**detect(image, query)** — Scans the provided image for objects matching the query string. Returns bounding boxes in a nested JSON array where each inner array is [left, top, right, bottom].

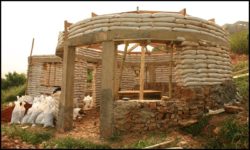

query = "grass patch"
[[232, 61, 248, 72], [129, 131, 167, 149], [44, 136, 111, 149], [1, 84, 26, 104], [132, 140, 151, 149], [233, 75, 249, 100], [204, 118, 249, 149], [2, 124, 53, 145], [181, 116, 210, 136]]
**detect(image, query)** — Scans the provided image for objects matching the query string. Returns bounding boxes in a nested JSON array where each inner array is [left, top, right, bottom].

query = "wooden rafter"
[[127, 43, 140, 53], [117, 42, 129, 92]]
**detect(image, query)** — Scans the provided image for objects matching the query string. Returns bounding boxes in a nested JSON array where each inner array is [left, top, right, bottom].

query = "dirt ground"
[[230, 53, 248, 64], [54, 108, 101, 143], [1, 103, 249, 149]]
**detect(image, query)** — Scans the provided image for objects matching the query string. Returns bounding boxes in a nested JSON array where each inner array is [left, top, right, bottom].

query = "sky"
[[1, 1, 249, 78]]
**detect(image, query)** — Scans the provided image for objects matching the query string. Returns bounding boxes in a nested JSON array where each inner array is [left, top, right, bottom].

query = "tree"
[[1, 72, 26, 90], [230, 30, 249, 54]]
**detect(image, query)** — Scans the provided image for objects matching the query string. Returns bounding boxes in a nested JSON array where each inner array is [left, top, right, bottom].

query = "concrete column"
[[57, 45, 75, 132], [100, 41, 116, 138]]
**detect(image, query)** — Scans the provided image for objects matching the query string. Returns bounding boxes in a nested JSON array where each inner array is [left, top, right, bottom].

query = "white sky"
[[1, 1, 249, 78]]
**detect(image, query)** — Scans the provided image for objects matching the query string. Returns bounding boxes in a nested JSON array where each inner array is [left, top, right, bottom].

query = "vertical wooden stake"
[[139, 45, 146, 100], [25, 38, 35, 95]]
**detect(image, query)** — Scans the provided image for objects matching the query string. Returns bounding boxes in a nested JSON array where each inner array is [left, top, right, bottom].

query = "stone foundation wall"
[[114, 100, 204, 133], [114, 80, 237, 133]]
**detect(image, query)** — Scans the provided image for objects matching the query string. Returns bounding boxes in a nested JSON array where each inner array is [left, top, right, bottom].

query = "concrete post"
[[100, 41, 116, 138], [57, 45, 75, 132]]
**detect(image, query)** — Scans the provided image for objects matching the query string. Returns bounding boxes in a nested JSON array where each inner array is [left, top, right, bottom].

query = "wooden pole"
[[116, 41, 129, 99], [25, 38, 35, 95], [139, 45, 146, 100], [169, 42, 174, 98]]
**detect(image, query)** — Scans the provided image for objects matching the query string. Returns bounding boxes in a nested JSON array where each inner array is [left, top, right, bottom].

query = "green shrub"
[[1, 72, 26, 90], [181, 116, 210, 136], [204, 118, 249, 149], [1, 84, 26, 103], [47, 137, 110, 149], [230, 30, 249, 54]]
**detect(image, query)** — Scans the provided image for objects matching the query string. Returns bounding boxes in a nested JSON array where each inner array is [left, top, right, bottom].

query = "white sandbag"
[[180, 50, 196, 55], [139, 13, 152, 18], [119, 22, 139, 27], [27, 106, 42, 124], [93, 23, 109, 28], [208, 73, 225, 78], [175, 19, 202, 26], [179, 54, 196, 59], [152, 22, 185, 28], [35, 112, 44, 125], [139, 26, 153, 30], [183, 77, 204, 83], [119, 13, 140, 18], [152, 27, 171, 31], [197, 50, 217, 56], [11, 101, 22, 124], [83, 95, 93, 110], [172, 27, 200, 33], [43, 111, 54, 128], [110, 17, 139, 22], [91, 14, 115, 20], [73, 108, 81, 120], [179, 69, 197, 75], [181, 41, 199, 46], [152, 13, 184, 19], [153, 17, 176, 22], [109, 26, 139, 30], [20, 101, 26, 121], [195, 59, 207, 63], [181, 59, 196, 64], [21, 107, 33, 124]]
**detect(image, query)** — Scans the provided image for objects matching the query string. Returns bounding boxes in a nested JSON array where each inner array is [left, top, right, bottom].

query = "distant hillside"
[[223, 21, 248, 34]]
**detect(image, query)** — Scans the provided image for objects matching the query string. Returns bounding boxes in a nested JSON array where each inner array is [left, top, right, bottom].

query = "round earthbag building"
[[55, 10, 238, 137]]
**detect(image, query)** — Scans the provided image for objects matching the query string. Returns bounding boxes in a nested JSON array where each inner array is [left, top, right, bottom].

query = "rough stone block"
[[149, 102, 157, 109]]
